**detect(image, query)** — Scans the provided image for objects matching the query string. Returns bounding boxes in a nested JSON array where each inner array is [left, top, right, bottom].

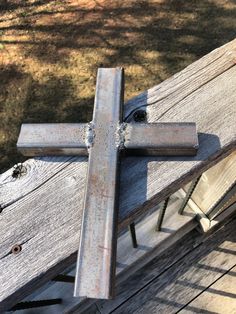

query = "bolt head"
[[133, 110, 147, 122]]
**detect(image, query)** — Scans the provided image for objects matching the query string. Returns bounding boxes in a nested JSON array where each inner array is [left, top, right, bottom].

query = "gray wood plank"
[[1, 39, 236, 225], [187, 151, 236, 216], [0, 161, 88, 311], [0, 167, 196, 312], [1, 39, 236, 310], [0, 156, 78, 209], [124, 38, 236, 119], [111, 217, 236, 314], [16, 196, 196, 314], [179, 266, 236, 314], [119, 54, 236, 227]]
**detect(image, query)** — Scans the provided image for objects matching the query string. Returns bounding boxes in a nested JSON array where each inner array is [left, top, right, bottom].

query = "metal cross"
[[17, 68, 198, 300]]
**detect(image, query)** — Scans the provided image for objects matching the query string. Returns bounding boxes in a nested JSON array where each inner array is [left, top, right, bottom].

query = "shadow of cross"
[[17, 68, 199, 300]]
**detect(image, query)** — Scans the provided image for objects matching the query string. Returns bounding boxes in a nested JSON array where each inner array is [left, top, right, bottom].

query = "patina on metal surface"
[[124, 123, 198, 155], [17, 123, 88, 156], [17, 67, 199, 300]]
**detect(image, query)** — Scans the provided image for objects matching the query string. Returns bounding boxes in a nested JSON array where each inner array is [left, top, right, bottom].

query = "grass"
[[0, 0, 235, 173]]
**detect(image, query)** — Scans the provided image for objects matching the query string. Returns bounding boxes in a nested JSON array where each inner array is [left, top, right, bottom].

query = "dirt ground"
[[0, 0, 235, 172]]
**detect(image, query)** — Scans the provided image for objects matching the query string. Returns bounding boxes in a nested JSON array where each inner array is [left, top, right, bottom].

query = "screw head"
[[133, 110, 147, 122], [12, 163, 27, 179], [11, 244, 22, 254]]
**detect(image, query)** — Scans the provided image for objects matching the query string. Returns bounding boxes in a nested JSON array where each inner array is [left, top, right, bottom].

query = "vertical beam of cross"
[[74, 68, 123, 299], [17, 67, 198, 300]]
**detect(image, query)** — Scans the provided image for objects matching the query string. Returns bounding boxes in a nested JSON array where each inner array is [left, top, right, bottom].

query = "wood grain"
[[1, 39, 236, 310], [119, 52, 236, 226], [0, 156, 79, 208], [111, 217, 236, 314], [180, 266, 236, 314], [15, 195, 196, 314], [189, 151, 236, 215], [124, 38, 236, 120], [2, 39, 236, 225]]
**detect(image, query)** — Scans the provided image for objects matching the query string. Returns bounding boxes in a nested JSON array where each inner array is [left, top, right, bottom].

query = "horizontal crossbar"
[[124, 123, 198, 155], [17, 122, 198, 156], [17, 123, 88, 156]]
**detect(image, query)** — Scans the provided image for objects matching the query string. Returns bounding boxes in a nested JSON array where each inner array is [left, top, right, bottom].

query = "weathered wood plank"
[[111, 217, 236, 314], [1, 39, 236, 310], [15, 196, 196, 314], [188, 151, 236, 215], [0, 167, 196, 311], [180, 266, 236, 314], [1, 39, 236, 226], [119, 53, 236, 226], [0, 161, 87, 311], [124, 38, 236, 119], [0, 156, 78, 209], [0, 160, 85, 259]]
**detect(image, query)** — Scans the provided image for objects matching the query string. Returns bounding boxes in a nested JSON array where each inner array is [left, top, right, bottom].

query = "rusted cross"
[[17, 68, 198, 300]]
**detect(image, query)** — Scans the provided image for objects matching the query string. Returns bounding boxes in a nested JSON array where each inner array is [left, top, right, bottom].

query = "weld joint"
[[86, 122, 95, 149], [116, 122, 127, 150]]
